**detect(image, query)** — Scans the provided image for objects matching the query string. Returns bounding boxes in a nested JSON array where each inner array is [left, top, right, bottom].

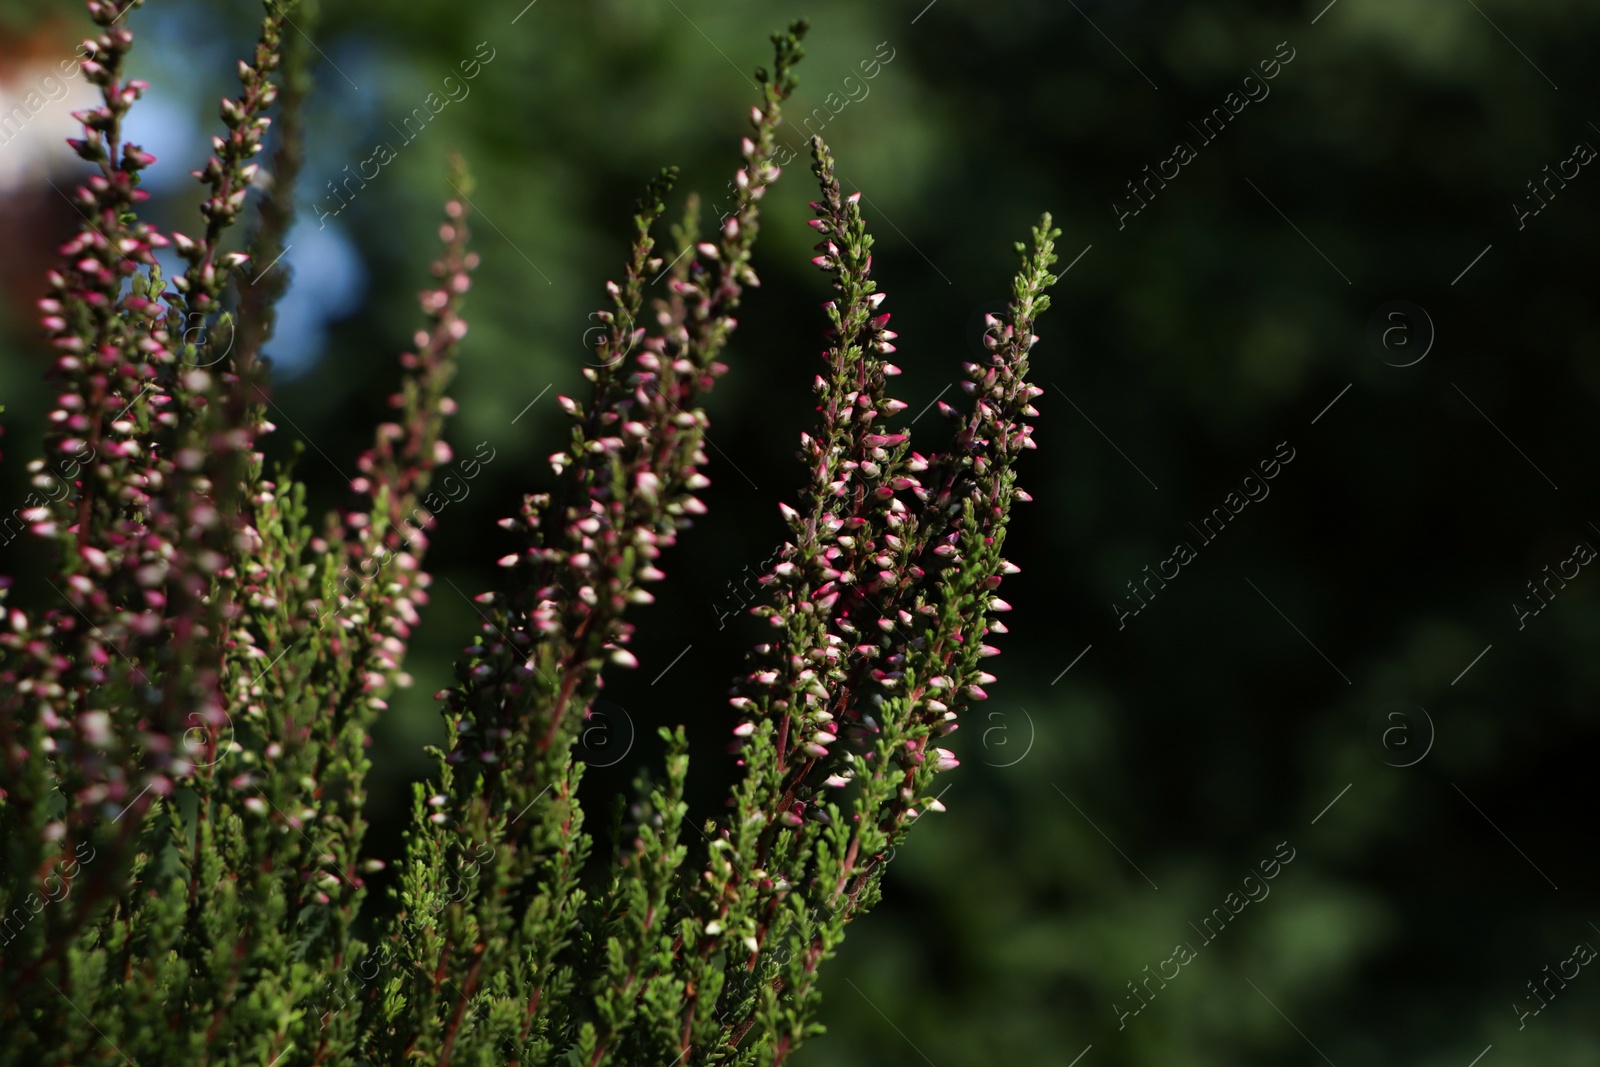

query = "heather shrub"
[[0, 2, 1059, 1063]]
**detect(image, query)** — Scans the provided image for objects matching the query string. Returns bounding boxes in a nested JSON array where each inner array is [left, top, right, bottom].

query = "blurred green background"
[[3, 0, 1599, 1063]]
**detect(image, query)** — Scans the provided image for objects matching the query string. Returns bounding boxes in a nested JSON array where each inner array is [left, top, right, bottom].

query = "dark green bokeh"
[[2, 0, 1597, 1063]]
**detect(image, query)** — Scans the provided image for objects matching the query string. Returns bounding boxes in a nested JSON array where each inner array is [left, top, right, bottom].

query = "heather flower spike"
[[0, 6, 1059, 1064], [677, 137, 1059, 1061], [372, 21, 810, 1064]]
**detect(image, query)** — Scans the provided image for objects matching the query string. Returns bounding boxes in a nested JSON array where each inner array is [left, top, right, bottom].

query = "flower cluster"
[[689, 140, 1058, 1062], [0, 4, 1059, 1065]]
